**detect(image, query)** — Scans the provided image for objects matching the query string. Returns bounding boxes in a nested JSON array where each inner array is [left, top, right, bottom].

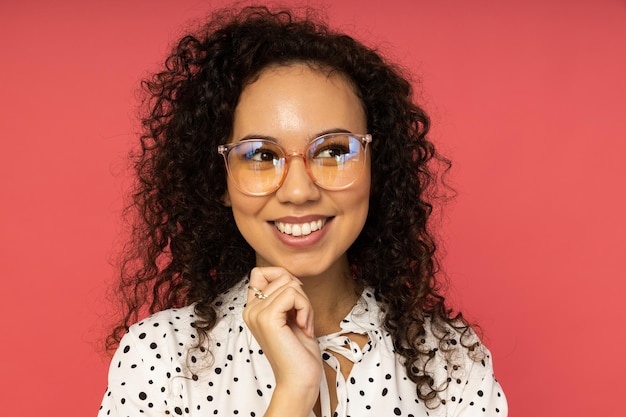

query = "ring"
[[248, 285, 268, 300]]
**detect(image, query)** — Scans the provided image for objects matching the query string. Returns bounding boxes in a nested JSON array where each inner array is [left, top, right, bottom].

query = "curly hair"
[[108, 5, 480, 407]]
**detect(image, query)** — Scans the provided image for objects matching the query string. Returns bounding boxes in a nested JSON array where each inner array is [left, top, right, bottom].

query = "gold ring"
[[248, 285, 268, 300]]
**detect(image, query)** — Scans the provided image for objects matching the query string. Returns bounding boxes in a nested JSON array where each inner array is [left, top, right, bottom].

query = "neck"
[[298, 259, 362, 336]]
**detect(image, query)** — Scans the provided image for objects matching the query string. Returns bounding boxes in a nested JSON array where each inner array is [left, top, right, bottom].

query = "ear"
[[222, 190, 232, 207]]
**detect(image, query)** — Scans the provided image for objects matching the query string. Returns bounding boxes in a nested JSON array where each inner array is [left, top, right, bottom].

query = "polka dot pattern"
[[98, 280, 507, 416]]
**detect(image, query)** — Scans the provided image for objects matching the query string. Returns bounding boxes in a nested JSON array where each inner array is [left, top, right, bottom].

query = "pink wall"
[[1, 0, 624, 415]]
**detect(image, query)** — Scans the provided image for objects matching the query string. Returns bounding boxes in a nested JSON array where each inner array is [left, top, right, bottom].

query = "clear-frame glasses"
[[217, 133, 372, 196]]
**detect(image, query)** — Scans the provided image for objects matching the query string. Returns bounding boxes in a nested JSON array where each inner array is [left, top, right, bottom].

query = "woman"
[[99, 6, 507, 417]]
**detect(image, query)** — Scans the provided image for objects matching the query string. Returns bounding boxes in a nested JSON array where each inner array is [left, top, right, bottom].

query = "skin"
[[223, 64, 371, 417]]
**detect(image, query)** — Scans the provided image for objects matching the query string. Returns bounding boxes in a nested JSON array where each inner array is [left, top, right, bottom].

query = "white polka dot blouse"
[[98, 280, 507, 416]]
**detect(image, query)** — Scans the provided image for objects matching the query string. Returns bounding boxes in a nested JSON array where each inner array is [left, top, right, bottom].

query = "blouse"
[[98, 279, 507, 417]]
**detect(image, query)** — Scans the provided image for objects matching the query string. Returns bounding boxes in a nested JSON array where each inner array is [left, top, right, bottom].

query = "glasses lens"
[[307, 134, 366, 189], [227, 140, 285, 194]]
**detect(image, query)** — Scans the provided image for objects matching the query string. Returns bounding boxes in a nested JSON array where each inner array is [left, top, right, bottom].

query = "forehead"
[[231, 64, 366, 145]]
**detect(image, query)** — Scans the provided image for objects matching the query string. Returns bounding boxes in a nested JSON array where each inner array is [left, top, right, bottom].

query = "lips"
[[274, 218, 327, 237]]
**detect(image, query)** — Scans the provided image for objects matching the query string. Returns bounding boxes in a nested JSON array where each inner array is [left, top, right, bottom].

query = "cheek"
[[357, 175, 372, 225], [356, 168, 372, 205], [344, 176, 371, 224], [227, 190, 269, 236], [230, 197, 263, 218], [226, 180, 262, 213]]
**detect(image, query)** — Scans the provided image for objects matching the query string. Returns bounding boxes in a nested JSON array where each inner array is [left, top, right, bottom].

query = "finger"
[[259, 285, 314, 338], [247, 267, 303, 303], [250, 266, 303, 288], [291, 288, 315, 338], [244, 278, 303, 318]]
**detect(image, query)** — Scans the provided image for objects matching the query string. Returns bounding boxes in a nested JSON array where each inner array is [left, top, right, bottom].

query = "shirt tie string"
[[314, 291, 382, 417], [317, 333, 365, 363]]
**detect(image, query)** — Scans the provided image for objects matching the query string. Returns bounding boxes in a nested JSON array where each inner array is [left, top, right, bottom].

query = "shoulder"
[[101, 305, 200, 415], [129, 304, 198, 338], [100, 281, 257, 416], [420, 317, 508, 416], [421, 316, 487, 382], [111, 305, 199, 382], [121, 280, 250, 356], [127, 304, 197, 346], [111, 280, 249, 374]]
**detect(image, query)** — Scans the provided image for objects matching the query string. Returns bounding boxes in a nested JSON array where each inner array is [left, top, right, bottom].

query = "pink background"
[[1, 0, 625, 415]]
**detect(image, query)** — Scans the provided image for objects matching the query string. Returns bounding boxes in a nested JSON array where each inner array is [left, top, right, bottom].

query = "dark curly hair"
[[108, 5, 481, 407]]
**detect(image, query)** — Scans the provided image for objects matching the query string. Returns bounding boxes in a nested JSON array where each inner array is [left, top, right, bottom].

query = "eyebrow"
[[236, 128, 353, 143]]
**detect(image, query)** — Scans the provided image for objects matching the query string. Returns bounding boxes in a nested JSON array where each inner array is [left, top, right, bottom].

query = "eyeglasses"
[[218, 133, 372, 196]]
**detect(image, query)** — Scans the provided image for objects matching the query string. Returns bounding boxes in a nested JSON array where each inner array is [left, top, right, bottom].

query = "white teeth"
[[274, 219, 326, 236]]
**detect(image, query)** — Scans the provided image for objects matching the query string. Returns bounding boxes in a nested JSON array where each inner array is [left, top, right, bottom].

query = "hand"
[[243, 267, 322, 415]]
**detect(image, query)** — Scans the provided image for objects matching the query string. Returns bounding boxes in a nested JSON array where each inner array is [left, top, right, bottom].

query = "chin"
[[254, 245, 351, 279], [274, 263, 328, 279], [280, 256, 348, 280]]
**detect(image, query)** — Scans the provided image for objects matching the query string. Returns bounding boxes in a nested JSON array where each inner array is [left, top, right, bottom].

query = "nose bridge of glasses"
[[285, 150, 307, 161], [278, 150, 326, 196], [283, 150, 312, 179]]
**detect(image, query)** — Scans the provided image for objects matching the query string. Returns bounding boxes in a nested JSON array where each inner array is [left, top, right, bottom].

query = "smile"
[[274, 219, 327, 237]]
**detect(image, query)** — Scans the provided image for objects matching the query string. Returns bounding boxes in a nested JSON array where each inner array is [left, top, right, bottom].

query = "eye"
[[314, 143, 350, 159], [247, 148, 279, 162], [237, 141, 283, 164]]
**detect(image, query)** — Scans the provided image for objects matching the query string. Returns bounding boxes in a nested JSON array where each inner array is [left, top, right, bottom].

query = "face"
[[223, 64, 370, 280]]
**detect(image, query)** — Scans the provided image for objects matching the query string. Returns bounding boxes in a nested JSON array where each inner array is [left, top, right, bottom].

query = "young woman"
[[99, 6, 507, 417]]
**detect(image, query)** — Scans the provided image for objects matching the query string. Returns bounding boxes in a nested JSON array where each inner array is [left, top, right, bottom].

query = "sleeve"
[[97, 328, 180, 417]]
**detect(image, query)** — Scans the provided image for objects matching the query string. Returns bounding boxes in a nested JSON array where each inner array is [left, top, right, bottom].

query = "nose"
[[275, 155, 321, 204]]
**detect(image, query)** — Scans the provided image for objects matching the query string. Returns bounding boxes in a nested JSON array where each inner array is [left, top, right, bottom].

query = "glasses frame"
[[218, 133, 372, 196]]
